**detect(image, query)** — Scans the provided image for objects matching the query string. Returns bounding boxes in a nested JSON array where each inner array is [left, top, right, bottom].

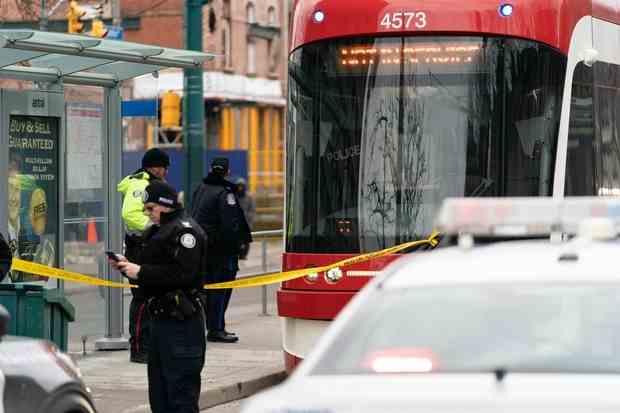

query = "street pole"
[[40, 0, 48, 31], [111, 0, 121, 27], [183, 0, 206, 206]]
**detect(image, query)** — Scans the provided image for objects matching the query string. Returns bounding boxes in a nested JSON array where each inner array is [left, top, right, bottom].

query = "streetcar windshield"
[[287, 36, 566, 253]]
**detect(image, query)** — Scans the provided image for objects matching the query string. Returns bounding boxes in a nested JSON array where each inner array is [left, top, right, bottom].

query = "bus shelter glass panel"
[[64, 86, 107, 352], [8, 115, 59, 282]]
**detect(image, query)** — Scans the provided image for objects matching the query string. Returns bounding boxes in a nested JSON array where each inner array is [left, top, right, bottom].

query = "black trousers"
[[148, 312, 206, 413], [126, 234, 150, 360], [205, 256, 238, 332], [129, 296, 150, 360]]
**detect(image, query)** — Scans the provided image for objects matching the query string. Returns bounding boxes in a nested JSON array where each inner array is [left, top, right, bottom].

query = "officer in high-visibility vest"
[[117, 148, 170, 363]]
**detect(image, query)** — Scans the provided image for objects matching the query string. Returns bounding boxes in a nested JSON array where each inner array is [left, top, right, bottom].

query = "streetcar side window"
[[593, 62, 620, 196], [565, 61, 620, 197], [565, 63, 595, 196]]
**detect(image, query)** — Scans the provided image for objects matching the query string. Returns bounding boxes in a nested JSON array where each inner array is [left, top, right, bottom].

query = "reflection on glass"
[[287, 36, 567, 253]]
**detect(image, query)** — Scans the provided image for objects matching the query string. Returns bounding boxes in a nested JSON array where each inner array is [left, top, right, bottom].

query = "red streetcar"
[[279, 0, 620, 371]]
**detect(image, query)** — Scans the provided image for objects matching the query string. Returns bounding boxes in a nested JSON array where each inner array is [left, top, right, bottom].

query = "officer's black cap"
[[211, 157, 229, 172], [143, 181, 179, 208], [142, 148, 170, 169]]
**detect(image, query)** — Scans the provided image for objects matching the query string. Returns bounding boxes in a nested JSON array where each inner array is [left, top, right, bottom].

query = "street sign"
[[106, 25, 123, 40]]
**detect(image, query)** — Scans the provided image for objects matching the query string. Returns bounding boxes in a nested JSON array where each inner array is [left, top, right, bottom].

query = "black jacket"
[[190, 174, 252, 258], [136, 209, 207, 298], [0, 233, 11, 282]]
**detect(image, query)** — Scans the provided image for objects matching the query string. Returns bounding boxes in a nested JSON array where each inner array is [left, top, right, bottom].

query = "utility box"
[[0, 284, 75, 351]]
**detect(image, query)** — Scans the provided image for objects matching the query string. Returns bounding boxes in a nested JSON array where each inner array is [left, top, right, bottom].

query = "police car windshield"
[[312, 284, 620, 375]]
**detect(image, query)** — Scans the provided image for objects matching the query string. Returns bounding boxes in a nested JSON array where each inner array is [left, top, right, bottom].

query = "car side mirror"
[[0, 305, 10, 340]]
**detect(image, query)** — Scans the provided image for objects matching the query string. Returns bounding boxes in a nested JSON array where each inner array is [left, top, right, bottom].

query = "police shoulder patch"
[[226, 193, 236, 206], [133, 190, 143, 199], [180, 233, 196, 249]]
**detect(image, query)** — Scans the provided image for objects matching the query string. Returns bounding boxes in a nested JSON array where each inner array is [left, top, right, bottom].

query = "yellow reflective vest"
[[117, 171, 152, 233]]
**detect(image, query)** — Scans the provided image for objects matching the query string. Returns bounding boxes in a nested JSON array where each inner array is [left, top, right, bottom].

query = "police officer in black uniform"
[[110, 181, 207, 413], [190, 157, 252, 343]]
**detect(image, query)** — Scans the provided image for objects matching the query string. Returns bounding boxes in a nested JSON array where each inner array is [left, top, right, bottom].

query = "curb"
[[115, 370, 287, 413], [199, 370, 287, 409]]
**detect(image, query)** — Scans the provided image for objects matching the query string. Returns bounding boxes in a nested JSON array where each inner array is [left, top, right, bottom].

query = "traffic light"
[[161, 91, 181, 129], [88, 3, 107, 37], [67, 0, 85, 34], [89, 19, 108, 38]]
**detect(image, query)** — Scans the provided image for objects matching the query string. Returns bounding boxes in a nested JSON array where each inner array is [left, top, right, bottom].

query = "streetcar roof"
[[291, 0, 619, 54], [381, 238, 620, 289]]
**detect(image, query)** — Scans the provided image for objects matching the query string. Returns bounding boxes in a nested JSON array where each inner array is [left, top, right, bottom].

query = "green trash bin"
[[0, 284, 21, 335], [44, 288, 75, 352], [0, 284, 75, 351]]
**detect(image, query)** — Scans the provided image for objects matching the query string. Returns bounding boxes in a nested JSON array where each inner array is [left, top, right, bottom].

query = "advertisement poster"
[[8, 115, 59, 283], [67, 103, 103, 193]]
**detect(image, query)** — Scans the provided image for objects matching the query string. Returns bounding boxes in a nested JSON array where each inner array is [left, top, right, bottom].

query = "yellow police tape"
[[11, 258, 131, 289], [9, 231, 441, 290]]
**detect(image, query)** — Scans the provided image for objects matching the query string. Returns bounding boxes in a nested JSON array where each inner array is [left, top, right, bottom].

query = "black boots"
[[207, 330, 239, 343]]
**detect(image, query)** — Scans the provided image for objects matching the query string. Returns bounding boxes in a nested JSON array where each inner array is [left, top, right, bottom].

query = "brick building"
[[131, 0, 288, 199], [1, 0, 290, 225]]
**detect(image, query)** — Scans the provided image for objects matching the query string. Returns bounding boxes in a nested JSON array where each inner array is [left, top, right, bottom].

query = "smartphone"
[[105, 251, 121, 262], [106, 251, 129, 278]]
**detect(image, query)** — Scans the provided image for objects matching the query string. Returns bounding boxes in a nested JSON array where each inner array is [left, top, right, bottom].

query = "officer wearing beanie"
[[110, 180, 207, 413], [117, 147, 170, 363], [190, 157, 251, 343]]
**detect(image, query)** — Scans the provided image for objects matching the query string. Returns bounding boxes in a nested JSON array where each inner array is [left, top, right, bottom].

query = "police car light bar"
[[435, 197, 620, 237]]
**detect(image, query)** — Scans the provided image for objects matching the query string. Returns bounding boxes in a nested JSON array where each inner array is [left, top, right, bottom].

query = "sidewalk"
[[73, 305, 285, 413], [63, 240, 286, 412]]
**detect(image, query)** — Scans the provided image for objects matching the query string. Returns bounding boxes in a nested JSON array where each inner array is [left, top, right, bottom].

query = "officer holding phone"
[[109, 181, 207, 413]]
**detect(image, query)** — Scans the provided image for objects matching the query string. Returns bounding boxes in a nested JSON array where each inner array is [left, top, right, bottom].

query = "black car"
[[0, 305, 96, 413]]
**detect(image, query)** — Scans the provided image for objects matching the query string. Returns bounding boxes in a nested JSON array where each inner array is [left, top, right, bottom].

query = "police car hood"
[[242, 374, 620, 412]]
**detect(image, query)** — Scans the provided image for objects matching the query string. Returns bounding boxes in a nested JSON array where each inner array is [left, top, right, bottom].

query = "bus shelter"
[[0, 30, 213, 349]]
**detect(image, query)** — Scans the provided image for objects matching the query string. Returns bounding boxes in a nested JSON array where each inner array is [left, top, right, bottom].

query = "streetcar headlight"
[[325, 267, 343, 283], [305, 272, 319, 283], [498, 4, 513, 17], [313, 10, 325, 23]]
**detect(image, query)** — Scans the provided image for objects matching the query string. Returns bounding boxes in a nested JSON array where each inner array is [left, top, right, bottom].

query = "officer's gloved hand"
[[239, 243, 249, 260]]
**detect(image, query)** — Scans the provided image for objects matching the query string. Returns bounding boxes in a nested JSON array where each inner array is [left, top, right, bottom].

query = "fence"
[[242, 229, 283, 315]]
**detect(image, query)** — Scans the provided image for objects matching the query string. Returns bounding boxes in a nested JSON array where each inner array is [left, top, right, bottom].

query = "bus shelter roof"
[[0, 29, 215, 87]]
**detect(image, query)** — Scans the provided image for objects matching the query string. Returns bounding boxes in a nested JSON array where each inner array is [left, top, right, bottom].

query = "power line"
[[129, 0, 172, 17]]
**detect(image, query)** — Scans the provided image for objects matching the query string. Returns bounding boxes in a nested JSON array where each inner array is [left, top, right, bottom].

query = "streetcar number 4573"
[[380, 12, 427, 29]]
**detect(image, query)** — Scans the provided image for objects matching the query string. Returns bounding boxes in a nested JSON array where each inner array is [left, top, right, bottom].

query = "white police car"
[[0, 305, 96, 413], [242, 197, 620, 413]]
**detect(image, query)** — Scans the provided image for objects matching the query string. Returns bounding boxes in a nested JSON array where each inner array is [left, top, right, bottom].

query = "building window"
[[268, 6, 278, 27], [222, 20, 232, 69], [247, 40, 256, 74], [223, 0, 231, 19], [247, 2, 256, 24], [268, 38, 279, 74]]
